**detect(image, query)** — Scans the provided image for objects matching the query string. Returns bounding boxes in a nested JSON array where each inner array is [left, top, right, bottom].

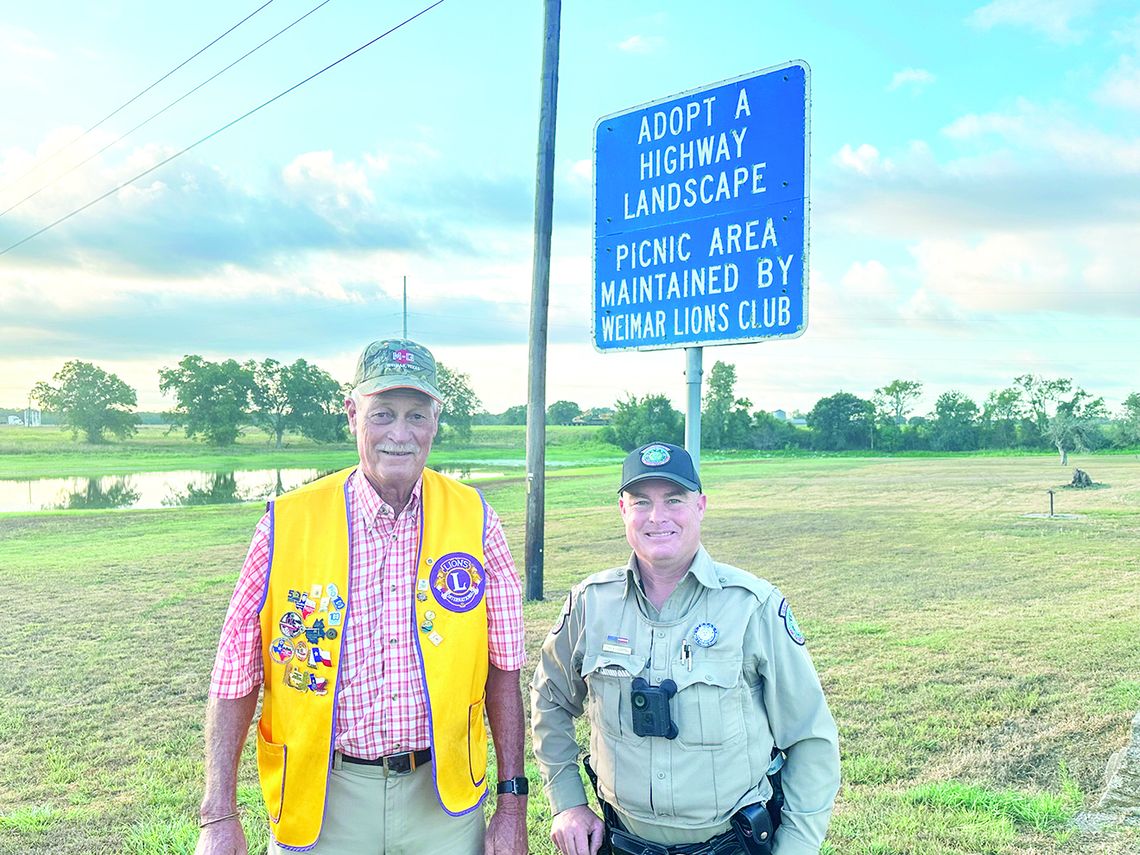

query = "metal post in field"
[[685, 347, 703, 475], [524, 0, 561, 601]]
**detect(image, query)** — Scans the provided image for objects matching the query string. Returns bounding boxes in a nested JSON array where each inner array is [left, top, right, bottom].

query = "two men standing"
[[195, 337, 838, 854]]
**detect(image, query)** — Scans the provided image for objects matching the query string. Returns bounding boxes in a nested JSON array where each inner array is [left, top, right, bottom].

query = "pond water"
[[0, 467, 515, 513]]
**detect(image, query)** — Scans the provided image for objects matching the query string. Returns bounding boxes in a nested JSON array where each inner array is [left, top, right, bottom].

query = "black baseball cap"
[[618, 441, 702, 495]]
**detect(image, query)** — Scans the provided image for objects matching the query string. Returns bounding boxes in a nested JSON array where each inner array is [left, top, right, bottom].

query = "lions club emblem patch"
[[430, 552, 486, 612], [641, 444, 671, 466]]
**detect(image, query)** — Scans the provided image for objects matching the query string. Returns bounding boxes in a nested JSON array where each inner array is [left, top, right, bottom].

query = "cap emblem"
[[394, 349, 413, 366], [641, 444, 671, 467]]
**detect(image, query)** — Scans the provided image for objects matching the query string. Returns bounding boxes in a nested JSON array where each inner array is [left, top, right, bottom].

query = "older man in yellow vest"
[[195, 339, 528, 855]]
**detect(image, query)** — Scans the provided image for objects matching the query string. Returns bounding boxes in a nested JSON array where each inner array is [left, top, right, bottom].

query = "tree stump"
[[1098, 710, 1140, 816], [1070, 468, 1093, 488]]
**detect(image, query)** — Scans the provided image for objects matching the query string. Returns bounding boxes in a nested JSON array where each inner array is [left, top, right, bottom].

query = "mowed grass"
[[1, 454, 1139, 853]]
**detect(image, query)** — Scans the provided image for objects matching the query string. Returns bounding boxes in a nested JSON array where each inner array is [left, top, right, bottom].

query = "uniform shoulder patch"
[[778, 597, 805, 645]]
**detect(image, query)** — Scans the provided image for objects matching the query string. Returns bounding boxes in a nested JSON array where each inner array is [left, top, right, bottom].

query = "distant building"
[[572, 408, 613, 426], [772, 409, 787, 421], [7, 415, 22, 426], [24, 408, 41, 427]]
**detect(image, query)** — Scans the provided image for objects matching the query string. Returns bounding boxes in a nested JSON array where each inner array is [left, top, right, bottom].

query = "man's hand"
[[550, 804, 605, 855], [193, 817, 248, 855], [486, 796, 528, 855]]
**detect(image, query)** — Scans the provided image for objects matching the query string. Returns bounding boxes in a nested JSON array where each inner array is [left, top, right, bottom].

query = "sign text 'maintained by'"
[[593, 62, 810, 352]]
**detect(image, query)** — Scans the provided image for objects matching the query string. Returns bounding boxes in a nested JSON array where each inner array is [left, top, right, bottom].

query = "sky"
[[1, 0, 1138, 419]]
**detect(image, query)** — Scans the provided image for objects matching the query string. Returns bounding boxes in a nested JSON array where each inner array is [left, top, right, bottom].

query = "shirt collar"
[[623, 544, 719, 597], [350, 468, 422, 529]]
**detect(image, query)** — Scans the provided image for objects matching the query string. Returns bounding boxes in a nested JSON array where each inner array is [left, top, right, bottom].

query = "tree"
[[500, 404, 527, 425], [1044, 388, 1107, 465], [31, 360, 140, 443], [1014, 374, 1072, 440], [981, 387, 1024, 449], [159, 355, 255, 446], [436, 363, 481, 442], [601, 393, 683, 450], [1117, 393, 1140, 447], [930, 390, 980, 451], [702, 361, 753, 449], [751, 410, 805, 450], [547, 400, 582, 426], [874, 380, 923, 425], [247, 358, 346, 447], [806, 392, 874, 450]]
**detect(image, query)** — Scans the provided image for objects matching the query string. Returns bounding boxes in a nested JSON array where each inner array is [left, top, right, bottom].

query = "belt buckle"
[[381, 751, 414, 776]]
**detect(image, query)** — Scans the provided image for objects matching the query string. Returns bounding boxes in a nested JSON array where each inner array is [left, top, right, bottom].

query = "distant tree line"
[[31, 356, 482, 447], [28, 357, 1140, 458], [596, 365, 1139, 464]]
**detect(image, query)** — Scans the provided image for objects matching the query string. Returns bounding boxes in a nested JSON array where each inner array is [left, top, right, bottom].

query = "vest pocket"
[[467, 693, 487, 787], [256, 726, 287, 823]]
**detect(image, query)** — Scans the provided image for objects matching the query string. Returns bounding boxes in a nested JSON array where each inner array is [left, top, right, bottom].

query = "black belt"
[[340, 748, 431, 774], [610, 827, 741, 855]]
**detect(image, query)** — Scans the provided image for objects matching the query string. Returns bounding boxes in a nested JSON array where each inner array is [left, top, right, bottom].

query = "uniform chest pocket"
[[672, 656, 746, 748], [582, 652, 647, 739]]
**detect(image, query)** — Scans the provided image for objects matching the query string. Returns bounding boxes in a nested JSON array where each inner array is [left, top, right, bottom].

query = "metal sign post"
[[592, 61, 811, 471]]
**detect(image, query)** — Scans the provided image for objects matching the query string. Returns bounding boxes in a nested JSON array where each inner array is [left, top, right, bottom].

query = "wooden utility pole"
[[524, 0, 561, 601]]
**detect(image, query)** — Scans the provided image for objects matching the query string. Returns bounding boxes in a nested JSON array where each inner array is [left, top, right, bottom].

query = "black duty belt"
[[340, 748, 431, 774], [610, 827, 741, 855]]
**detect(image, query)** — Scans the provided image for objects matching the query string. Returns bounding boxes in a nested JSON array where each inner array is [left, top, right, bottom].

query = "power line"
[[0, 0, 280, 195], [1, 0, 335, 219], [0, 0, 446, 258]]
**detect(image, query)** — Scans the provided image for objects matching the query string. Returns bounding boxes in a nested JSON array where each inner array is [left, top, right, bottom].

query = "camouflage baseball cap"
[[351, 339, 442, 402]]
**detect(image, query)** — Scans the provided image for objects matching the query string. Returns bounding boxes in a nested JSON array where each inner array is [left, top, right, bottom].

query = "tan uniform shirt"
[[531, 546, 840, 855]]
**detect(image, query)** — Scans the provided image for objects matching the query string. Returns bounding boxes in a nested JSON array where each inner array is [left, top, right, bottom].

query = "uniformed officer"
[[530, 441, 840, 855]]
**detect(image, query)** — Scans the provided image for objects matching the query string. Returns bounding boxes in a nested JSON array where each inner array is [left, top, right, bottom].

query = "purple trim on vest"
[[317, 474, 355, 844], [413, 478, 487, 817], [255, 501, 276, 615], [477, 487, 488, 544]]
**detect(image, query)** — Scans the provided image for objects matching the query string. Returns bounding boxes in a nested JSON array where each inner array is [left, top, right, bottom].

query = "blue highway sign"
[[593, 61, 810, 351]]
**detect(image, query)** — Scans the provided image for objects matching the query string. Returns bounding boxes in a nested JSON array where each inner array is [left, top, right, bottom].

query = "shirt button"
[[389, 638, 397, 645], [656, 772, 665, 779], [655, 630, 665, 638], [391, 693, 398, 700]]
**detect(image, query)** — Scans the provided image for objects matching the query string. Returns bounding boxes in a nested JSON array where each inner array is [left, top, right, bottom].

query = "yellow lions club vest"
[[256, 466, 490, 850]]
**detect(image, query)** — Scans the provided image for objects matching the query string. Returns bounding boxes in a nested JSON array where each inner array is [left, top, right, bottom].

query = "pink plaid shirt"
[[209, 469, 526, 758]]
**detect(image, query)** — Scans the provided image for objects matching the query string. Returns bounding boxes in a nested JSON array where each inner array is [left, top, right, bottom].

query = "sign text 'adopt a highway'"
[[593, 61, 811, 351]]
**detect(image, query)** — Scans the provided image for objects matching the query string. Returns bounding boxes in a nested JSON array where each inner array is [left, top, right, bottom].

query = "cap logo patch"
[[393, 349, 413, 366], [641, 445, 671, 467]]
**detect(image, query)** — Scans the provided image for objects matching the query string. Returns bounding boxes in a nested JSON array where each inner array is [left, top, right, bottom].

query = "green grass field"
[[1, 445, 1138, 853]]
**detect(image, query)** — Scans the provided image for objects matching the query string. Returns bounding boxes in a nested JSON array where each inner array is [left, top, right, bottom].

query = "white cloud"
[[617, 34, 665, 54], [1095, 56, 1140, 112], [841, 260, 896, 301], [283, 151, 374, 209], [833, 143, 886, 175], [967, 0, 1096, 43], [888, 68, 935, 92], [941, 101, 1140, 172], [0, 24, 55, 61]]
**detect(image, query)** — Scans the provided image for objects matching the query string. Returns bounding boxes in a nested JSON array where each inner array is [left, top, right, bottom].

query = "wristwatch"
[[496, 776, 529, 796]]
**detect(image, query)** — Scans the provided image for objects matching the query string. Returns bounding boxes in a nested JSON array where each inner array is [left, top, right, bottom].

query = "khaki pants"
[[270, 753, 485, 855]]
